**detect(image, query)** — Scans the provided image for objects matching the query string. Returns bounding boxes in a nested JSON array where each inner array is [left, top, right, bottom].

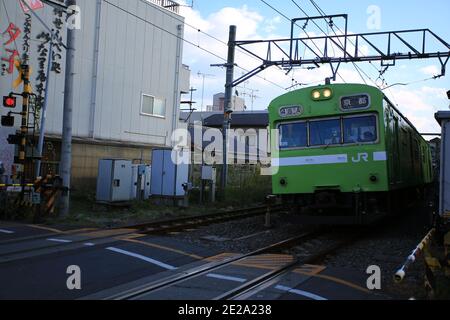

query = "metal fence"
[[148, 0, 180, 14]]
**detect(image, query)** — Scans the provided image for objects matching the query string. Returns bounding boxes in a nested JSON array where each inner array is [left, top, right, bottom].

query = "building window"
[[141, 94, 166, 118]]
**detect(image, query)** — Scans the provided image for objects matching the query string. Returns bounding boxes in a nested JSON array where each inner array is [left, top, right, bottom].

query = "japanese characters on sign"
[[50, 1, 66, 74], [2, 0, 68, 106], [341, 94, 371, 111], [22, 14, 32, 61], [35, 1, 65, 108], [36, 31, 51, 107], [279, 105, 304, 118], [1, 23, 21, 75]]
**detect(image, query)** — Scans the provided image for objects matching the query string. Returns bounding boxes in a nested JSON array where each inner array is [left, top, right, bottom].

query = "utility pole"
[[189, 87, 197, 110], [180, 87, 197, 123], [59, 0, 77, 217], [222, 25, 236, 191], [197, 72, 214, 111]]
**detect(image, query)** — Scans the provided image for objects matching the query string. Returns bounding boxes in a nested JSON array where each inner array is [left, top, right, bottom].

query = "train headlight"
[[312, 90, 321, 100], [323, 89, 333, 98], [312, 89, 333, 100]]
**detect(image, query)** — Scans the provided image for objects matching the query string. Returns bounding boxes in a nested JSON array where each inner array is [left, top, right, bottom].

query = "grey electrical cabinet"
[[151, 149, 190, 197], [131, 164, 152, 200], [96, 159, 133, 203], [130, 164, 139, 200], [143, 165, 152, 199]]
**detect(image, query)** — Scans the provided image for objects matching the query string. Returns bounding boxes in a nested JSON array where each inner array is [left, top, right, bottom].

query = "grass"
[[43, 188, 267, 229]]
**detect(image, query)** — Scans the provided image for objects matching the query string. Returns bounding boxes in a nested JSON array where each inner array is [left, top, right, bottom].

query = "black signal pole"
[[221, 25, 236, 191]]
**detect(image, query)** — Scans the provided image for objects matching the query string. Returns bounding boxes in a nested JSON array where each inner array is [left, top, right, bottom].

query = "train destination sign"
[[279, 105, 303, 118], [341, 94, 370, 110]]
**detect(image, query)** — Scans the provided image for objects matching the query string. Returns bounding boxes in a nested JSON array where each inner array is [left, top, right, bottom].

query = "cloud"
[[420, 65, 440, 76], [387, 86, 447, 133], [421, 86, 447, 97], [179, 5, 298, 108], [264, 16, 282, 34]]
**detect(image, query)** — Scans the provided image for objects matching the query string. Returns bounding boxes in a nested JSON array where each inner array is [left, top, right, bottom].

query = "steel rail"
[[121, 205, 286, 234], [106, 229, 327, 300], [0, 205, 285, 260], [214, 232, 362, 300]]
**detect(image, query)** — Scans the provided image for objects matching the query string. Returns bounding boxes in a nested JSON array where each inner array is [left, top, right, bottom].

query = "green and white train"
[[269, 83, 433, 224]]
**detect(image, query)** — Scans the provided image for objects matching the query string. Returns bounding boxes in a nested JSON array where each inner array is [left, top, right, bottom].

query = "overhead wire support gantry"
[[231, 16, 450, 87]]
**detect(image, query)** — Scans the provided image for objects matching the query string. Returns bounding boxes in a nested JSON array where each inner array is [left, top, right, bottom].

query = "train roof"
[[269, 83, 380, 104]]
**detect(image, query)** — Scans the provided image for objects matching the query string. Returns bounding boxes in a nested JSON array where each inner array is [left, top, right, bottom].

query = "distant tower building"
[[208, 93, 246, 112]]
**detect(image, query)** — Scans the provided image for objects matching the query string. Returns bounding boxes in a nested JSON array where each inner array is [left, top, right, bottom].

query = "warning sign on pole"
[[19, 0, 45, 13]]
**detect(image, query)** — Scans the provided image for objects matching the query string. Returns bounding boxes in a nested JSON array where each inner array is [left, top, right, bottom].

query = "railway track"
[[101, 227, 362, 300], [0, 205, 285, 260], [101, 230, 323, 300], [121, 204, 286, 234], [218, 231, 362, 300]]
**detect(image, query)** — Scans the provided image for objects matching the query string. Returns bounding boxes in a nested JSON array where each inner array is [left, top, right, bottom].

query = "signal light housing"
[[3, 95, 16, 108], [1, 116, 15, 127], [7, 134, 21, 145]]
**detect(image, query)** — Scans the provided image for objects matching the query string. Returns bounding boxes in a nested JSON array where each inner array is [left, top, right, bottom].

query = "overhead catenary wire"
[[307, 0, 433, 108], [291, 0, 376, 86], [307, 0, 392, 88], [102, 0, 288, 91], [309, 0, 443, 97], [382, 76, 437, 91], [259, 0, 346, 84]]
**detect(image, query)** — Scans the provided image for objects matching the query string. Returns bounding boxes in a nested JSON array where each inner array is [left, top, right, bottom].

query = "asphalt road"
[[0, 223, 219, 300]]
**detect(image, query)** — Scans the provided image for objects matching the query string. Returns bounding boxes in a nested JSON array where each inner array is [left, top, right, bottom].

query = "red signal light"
[[3, 96, 16, 108]]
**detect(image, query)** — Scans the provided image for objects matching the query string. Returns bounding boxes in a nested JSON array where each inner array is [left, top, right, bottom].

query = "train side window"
[[279, 122, 308, 149], [343, 115, 377, 144], [309, 119, 341, 146]]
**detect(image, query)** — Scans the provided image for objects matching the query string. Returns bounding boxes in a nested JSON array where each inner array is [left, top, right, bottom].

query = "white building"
[[0, 0, 189, 188]]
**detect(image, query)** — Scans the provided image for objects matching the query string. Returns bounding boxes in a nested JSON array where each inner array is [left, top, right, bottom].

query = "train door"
[[416, 139, 423, 184], [393, 117, 402, 184], [409, 134, 419, 184]]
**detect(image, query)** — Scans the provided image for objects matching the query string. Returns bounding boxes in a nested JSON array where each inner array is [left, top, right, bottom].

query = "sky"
[[177, 0, 450, 135]]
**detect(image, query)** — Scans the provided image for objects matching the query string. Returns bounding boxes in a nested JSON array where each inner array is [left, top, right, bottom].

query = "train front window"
[[279, 122, 307, 149], [309, 119, 341, 146], [343, 116, 377, 144]]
